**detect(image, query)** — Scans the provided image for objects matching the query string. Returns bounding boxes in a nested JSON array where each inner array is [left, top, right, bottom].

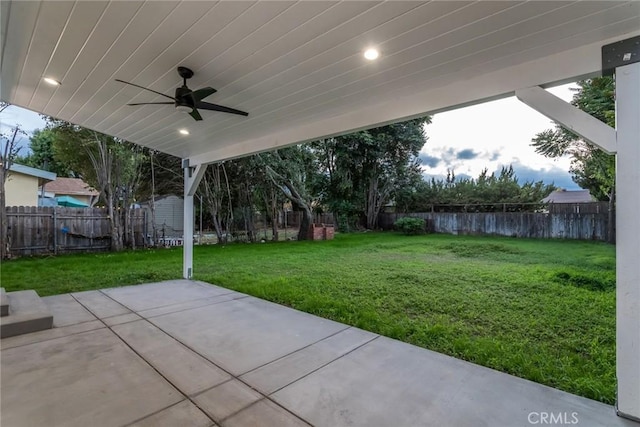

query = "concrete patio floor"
[[1, 280, 636, 427]]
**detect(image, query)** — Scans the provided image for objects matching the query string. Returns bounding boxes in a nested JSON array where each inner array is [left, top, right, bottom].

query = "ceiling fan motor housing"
[[175, 86, 195, 109]]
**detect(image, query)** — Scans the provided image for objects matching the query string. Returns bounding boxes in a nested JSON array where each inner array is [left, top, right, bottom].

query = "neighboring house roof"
[[542, 189, 595, 203], [43, 177, 99, 196], [7, 163, 56, 181]]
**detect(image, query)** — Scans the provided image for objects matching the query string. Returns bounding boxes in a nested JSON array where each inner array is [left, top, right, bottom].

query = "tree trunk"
[[366, 176, 379, 229], [1, 126, 21, 258], [128, 205, 136, 249], [298, 205, 313, 241], [264, 162, 313, 241], [106, 190, 123, 251], [243, 181, 256, 243], [0, 168, 8, 259], [269, 189, 279, 242], [202, 166, 232, 244]]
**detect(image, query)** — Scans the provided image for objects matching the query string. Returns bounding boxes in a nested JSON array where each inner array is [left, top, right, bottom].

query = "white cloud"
[[1, 105, 48, 152], [420, 84, 578, 189], [1, 105, 47, 134]]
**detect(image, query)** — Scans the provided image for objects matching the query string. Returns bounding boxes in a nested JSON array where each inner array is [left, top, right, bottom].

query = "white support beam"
[[182, 160, 207, 279], [185, 163, 206, 197], [515, 86, 617, 154], [615, 61, 640, 422]]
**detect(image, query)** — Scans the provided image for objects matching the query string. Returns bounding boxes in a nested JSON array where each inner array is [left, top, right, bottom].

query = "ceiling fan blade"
[[189, 108, 203, 121], [115, 79, 175, 101], [192, 87, 217, 102], [126, 102, 175, 106], [196, 101, 249, 116]]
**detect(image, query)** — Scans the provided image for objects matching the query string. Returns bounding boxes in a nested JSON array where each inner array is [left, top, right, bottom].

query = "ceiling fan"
[[115, 66, 248, 121]]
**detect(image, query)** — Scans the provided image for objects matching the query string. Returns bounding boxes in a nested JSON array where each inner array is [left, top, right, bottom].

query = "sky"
[[2, 84, 578, 189], [420, 83, 577, 189], [0, 104, 48, 153]]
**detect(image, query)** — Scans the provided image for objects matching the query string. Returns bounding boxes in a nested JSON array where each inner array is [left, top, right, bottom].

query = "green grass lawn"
[[0, 233, 616, 404]]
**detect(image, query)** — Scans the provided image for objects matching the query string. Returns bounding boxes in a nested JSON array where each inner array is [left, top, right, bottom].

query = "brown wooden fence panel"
[[283, 212, 334, 228], [380, 206, 613, 243], [547, 201, 610, 214], [5, 206, 146, 256]]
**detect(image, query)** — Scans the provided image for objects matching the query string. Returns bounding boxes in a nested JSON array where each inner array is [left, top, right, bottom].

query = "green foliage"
[[531, 78, 615, 201], [0, 233, 617, 404], [400, 166, 555, 212], [394, 217, 425, 235], [259, 146, 321, 240], [313, 118, 430, 228], [43, 118, 146, 197], [40, 118, 147, 250], [137, 151, 183, 199], [17, 128, 74, 176]]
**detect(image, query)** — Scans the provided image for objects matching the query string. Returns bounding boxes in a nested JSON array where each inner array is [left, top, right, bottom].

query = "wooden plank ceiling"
[[1, 1, 639, 164]]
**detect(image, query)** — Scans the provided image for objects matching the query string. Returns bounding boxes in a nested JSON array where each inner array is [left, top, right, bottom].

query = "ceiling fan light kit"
[[115, 66, 248, 121]]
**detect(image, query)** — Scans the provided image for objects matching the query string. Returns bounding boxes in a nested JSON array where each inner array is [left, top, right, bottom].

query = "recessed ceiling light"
[[364, 48, 380, 61], [179, 129, 189, 135], [43, 77, 61, 86]]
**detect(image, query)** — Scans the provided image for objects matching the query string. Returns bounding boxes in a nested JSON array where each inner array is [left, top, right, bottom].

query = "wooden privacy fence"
[[5, 206, 146, 256], [379, 205, 614, 243], [282, 212, 334, 228]]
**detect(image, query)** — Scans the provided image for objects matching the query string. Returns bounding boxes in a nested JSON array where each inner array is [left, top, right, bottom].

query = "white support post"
[[615, 61, 640, 421], [516, 75, 640, 420], [183, 161, 207, 280], [183, 165, 194, 279]]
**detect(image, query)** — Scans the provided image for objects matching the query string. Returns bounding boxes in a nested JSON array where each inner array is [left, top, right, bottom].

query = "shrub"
[[394, 217, 426, 235]]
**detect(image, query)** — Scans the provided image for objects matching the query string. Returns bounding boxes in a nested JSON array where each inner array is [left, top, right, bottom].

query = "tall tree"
[[18, 128, 74, 176], [46, 119, 146, 250], [531, 78, 615, 202], [201, 162, 234, 243], [314, 118, 430, 230], [401, 166, 555, 212], [0, 124, 25, 258], [260, 146, 320, 240], [137, 151, 183, 199]]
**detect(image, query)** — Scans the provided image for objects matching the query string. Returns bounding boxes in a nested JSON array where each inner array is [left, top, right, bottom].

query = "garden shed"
[[139, 195, 184, 240]]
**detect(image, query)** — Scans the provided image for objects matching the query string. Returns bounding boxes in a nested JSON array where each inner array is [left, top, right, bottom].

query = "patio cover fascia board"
[[187, 33, 636, 166]]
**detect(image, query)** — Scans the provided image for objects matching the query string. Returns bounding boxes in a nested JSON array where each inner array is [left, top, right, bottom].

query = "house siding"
[[5, 172, 39, 206]]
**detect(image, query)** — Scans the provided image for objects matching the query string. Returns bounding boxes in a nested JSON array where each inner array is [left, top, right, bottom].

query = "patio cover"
[[0, 1, 637, 163], [1, 1, 639, 421]]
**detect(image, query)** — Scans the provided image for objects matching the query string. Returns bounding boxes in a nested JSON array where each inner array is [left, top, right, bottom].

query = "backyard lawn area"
[[1, 233, 616, 404]]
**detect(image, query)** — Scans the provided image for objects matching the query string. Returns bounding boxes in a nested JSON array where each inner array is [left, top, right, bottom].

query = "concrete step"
[[0, 288, 8, 317], [1, 290, 53, 338]]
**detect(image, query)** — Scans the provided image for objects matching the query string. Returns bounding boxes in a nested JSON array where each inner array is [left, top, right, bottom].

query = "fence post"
[[52, 208, 58, 255]]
